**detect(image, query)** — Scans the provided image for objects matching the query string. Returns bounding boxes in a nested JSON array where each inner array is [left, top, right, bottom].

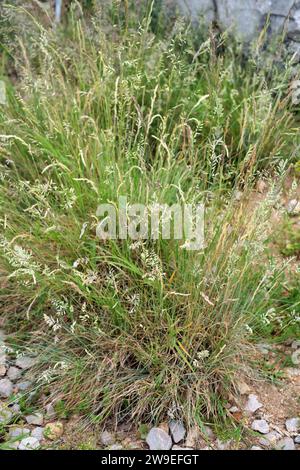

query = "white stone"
[[31, 427, 45, 440], [276, 437, 296, 450], [16, 380, 32, 391], [251, 419, 270, 434], [0, 378, 13, 398], [100, 431, 115, 447], [169, 420, 186, 443], [286, 199, 300, 215], [259, 430, 281, 446], [245, 394, 263, 413], [9, 427, 30, 439], [26, 413, 44, 426], [146, 427, 172, 450], [18, 436, 40, 450], [15, 356, 36, 370], [285, 417, 300, 434], [45, 403, 56, 419], [7, 366, 22, 381]]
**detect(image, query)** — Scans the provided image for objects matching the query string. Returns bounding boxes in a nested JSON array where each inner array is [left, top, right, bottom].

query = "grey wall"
[[175, 1, 300, 56]]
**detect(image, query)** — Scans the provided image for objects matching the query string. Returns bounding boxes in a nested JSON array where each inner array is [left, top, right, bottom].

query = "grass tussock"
[[0, 5, 299, 427]]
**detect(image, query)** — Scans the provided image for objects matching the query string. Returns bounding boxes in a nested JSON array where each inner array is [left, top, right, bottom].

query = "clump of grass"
[[0, 6, 299, 427]]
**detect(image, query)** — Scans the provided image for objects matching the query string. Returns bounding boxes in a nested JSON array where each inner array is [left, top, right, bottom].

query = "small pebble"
[[0, 378, 13, 398], [7, 366, 22, 381], [286, 199, 300, 215], [45, 403, 56, 419], [258, 430, 281, 447], [251, 419, 270, 434], [9, 427, 30, 439], [0, 364, 6, 377], [169, 420, 186, 443], [100, 430, 115, 447], [245, 394, 263, 413], [26, 413, 44, 426], [294, 435, 300, 444], [31, 427, 45, 440], [146, 427, 172, 450], [16, 381, 32, 391], [251, 445, 263, 450], [285, 417, 300, 434], [276, 437, 295, 450], [15, 356, 36, 370], [18, 436, 40, 450], [229, 406, 239, 413]]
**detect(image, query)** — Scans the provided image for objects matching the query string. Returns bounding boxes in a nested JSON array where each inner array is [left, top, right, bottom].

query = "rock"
[[7, 366, 22, 381], [259, 431, 281, 447], [0, 364, 6, 377], [15, 356, 36, 370], [294, 435, 300, 444], [100, 431, 115, 447], [9, 427, 30, 439], [228, 406, 240, 413], [31, 427, 45, 440], [286, 199, 300, 215], [169, 420, 186, 443], [18, 436, 40, 450], [0, 378, 13, 398], [16, 381, 32, 391], [251, 445, 263, 450], [44, 422, 64, 440], [236, 380, 250, 395], [45, 403, 56, 419], [177, 0, 215, 24], [291, 340, 300, 349], [146, 427, 172, 450], [276, 437, 296, 450], [245, 394, 263, 413], [25, 413, 44, 426], [285, 417, 300, 434], [251, 419, 270, 434]]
